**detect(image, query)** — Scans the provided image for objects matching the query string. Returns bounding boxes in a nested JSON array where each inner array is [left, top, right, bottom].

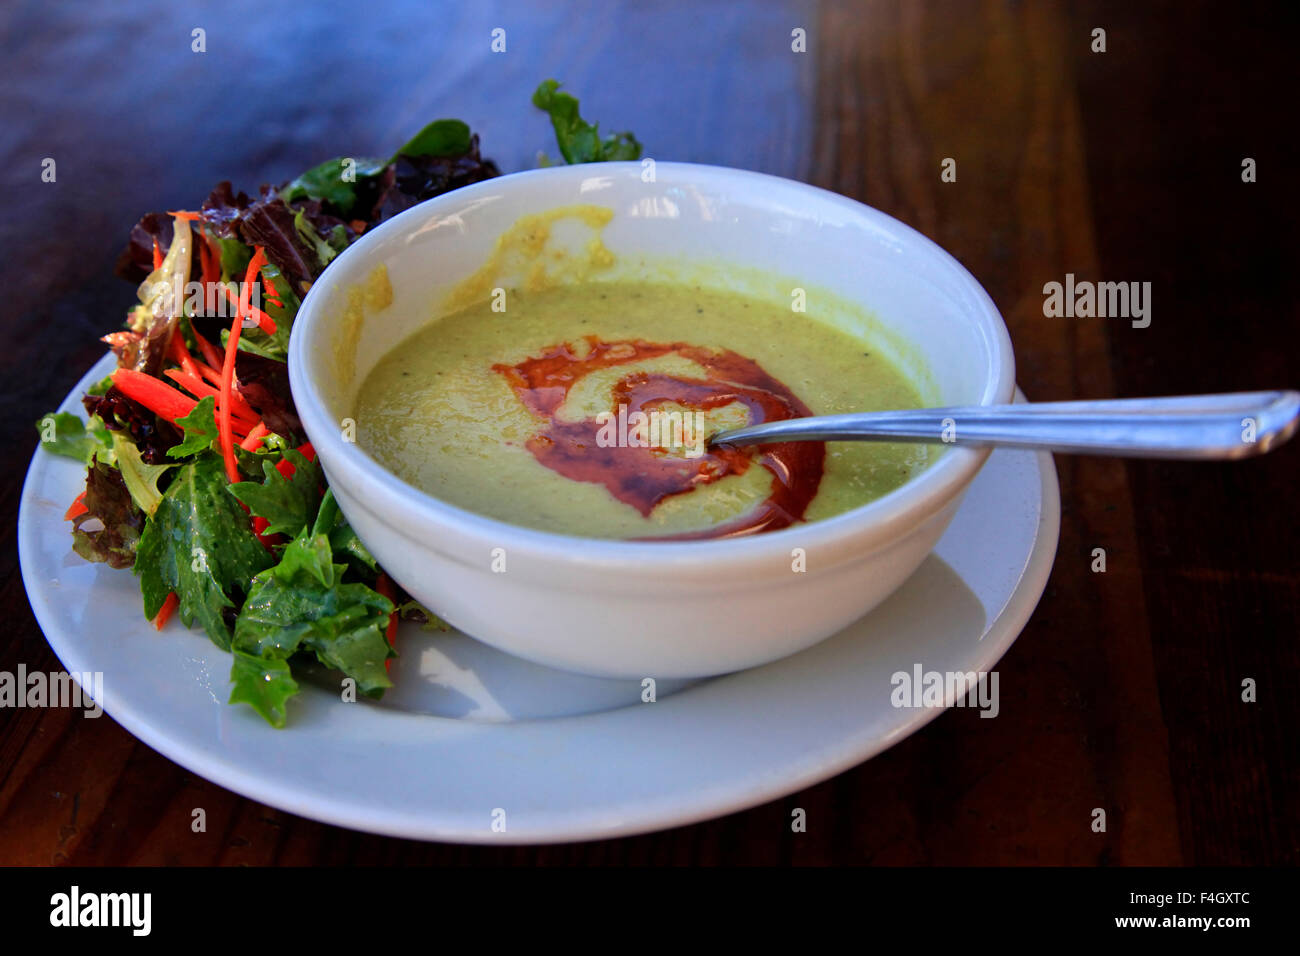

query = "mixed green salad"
[[36, 82, 641, 727]]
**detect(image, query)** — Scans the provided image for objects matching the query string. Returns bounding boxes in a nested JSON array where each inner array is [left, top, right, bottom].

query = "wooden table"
[[2, 0, 1295, 865]]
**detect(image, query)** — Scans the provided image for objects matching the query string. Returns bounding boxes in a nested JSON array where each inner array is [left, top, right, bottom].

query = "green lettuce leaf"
[[532, 80, 642, 164], [36, 411, 112, 465], [281, 156, 386, 216], [313, 487, 377, 578], [135, 455, 273, 649], [229, 651, 299, 728], [293, 209, 346, 267], [230, 527, 394, 724], [229, 447, 322, 538], [112, 433, 174, 516], [169, 395, 220, 459], [394, 119, 472, 160], [217, 237, 252, 282]]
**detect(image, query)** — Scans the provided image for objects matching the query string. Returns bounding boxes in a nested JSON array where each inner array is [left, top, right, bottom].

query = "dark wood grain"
[[0, 0, 1294, 865]]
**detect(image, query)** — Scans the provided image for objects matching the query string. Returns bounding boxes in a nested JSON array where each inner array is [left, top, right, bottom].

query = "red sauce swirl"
[[493, 337, 824, 539]]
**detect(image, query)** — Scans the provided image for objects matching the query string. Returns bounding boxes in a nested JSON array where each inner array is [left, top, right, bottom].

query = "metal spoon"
[[708, 391, 1300, 459]]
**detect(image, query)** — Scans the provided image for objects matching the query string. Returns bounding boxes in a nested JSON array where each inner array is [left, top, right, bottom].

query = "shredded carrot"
[[161, 369, 252, 437], [349, 220, 367, 234], [162, 369, 259, 429], [158, 377, 253, 438], [153, 591, 180, 630], [239, 422, 270, 451], [166, 345, 224, 390], [249, 305, 277, 335], [241, 250, 260, 309], [162, 365, 202, 394], [204, 233, 222, 258], [112, 368, 197, 422], [167, 332, 201, 378], [374, 573, 399, 668], [221, 281, 277, 336], [163, 343, 224, 390], [198, 238, 218, 287], [151, 238, 163, 272], [167, 210, 203, 221], [189, 322, 226, 371], [245, 247, 278, 334], [167, 332, 225, 391], [212, 248, 275, 485], [64, 492, 88, 521], [218, 302, 244, 483], [185, 359, 222, 388]]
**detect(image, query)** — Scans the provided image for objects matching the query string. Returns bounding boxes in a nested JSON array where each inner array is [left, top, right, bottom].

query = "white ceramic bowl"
[[288, 162, 1015, 678]]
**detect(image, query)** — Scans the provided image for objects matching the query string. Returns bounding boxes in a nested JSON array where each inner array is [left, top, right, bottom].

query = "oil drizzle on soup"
[[493, 336, 825, 539]]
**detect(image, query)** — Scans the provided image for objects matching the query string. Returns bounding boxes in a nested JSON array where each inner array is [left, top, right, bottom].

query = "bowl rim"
[[288, 161, 1016, 574]]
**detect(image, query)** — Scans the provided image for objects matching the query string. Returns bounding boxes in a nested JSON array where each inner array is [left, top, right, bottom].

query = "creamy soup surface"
[[353, 278, 933, 540]]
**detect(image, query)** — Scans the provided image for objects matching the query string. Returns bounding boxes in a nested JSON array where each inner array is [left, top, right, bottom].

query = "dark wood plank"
[[1068, 0, 1300, 865]]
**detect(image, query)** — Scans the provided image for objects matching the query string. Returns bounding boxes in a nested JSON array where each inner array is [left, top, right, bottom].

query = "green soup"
[[353, 279, 932, 539]]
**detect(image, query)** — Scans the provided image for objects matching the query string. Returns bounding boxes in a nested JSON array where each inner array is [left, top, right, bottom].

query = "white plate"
[[19, 353, 1059, 843]]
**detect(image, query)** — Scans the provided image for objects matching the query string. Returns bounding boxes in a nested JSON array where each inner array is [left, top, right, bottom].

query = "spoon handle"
[[709, 391, 1300, 459]]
